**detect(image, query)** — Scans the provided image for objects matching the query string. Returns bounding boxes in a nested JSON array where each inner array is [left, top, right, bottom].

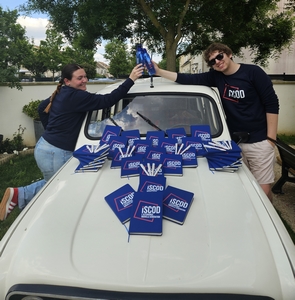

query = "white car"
[[1, 77, 295, 299]]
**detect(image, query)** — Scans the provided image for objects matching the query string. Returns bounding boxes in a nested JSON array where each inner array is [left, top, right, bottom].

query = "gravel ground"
[[272, 148, 295, 233], [0, 148, 294, 233]]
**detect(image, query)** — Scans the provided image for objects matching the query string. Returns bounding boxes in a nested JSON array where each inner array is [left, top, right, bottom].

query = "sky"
[[0, 0, 161, 64]]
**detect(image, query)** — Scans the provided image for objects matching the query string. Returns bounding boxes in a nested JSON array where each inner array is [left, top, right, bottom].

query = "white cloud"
[[94, 52, 106, 63], [95, 43, 108, 63], [17, 16, 49, 46]]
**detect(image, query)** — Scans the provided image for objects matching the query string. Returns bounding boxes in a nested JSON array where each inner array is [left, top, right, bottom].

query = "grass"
[[277, 211, 295, 243], [278, 134, 295, 145], [0, 153, 42, 240]]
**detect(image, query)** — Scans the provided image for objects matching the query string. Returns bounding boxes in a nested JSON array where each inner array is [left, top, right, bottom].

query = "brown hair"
[[203, 43, 233, 67], [44, 63, 83, 113]]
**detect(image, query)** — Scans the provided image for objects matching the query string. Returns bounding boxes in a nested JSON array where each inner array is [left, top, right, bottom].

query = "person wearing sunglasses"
[[153, 42, 279, 201]]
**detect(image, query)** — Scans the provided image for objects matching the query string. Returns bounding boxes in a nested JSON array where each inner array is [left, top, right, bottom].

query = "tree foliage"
[[0, 6, 97, 86], [23, 0, 295, 71], [23, 44, 48, 79], [38, 26, 65, 80], [62, 36, 97, 79], [0, 8, 31, 89], [23, 26, 97, 81], [104, 39, 133, 77]]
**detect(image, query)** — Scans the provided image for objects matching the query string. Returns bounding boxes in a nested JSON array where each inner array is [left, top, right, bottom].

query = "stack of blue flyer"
[[138, 174, 166, 193], [133, 139, 150, 157], [100, 125, 122, 145], [168, 137, 198, 167], [104, 184, 135, 224], [158, 137, 178, 154], [166, 127, 187, 141], [182, 137, 206, 157], [121, 129, 140, 146], [162, 154, 183, 176], [190, 124, 211, 142], [140, 158, 164, 177], [180, 146, 197, 167], [144, 146, 165, 162], [163, 185, 194, 225], [203, 140, 242, 172], [73, 143, 109, 172], [129, 192, 163, 236], [107, 136, 127, 160], [111, 142, 138, 170], [146, 130, 165, 147], [120, 155, 142, 177]]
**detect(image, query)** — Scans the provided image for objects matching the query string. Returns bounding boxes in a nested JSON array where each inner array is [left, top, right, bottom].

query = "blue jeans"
[[18, 137, 73, 210]]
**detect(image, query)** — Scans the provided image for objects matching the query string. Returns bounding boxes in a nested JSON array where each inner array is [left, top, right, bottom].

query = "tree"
[[0, 8, 32, 89], [39, 26, 65, 81], [62, 36, 97, 79], [23, 0, 295, 71], [157, 58, 180, 72], [23, 29, 97, 80], [23, 43, 48, 79], [104, 39, 132, 78], [63, 47, 97, 79]]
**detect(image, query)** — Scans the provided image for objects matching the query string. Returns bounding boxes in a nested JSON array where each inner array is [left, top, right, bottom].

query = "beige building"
[[179, 54, 209, 74], [96, 61, 112, 78]]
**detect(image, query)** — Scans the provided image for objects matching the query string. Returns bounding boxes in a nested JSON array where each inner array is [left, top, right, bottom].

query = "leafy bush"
[[0, 125, 27, 153], [22, 100, 42, 120]]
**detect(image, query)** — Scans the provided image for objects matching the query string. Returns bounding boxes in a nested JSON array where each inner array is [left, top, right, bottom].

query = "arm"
[[152, 60, 214, 86], [267, 113, 278, 145], [153, 61, 177, 81], [252, 66, 279, 144], [71, 64, 144, 112], [38, 98, 50, 129]]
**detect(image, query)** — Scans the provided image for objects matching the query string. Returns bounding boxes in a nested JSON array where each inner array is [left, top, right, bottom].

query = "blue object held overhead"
[[136, 44, 156, 76]]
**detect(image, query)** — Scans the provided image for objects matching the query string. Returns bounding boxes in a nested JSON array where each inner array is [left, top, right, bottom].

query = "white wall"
[[272, 81, 295, 135], [0, 81, 294, 147], [0, 82, 109, 147]]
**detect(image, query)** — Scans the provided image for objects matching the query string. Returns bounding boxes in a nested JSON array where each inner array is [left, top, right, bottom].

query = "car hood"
[[2, 156, 295, 298]]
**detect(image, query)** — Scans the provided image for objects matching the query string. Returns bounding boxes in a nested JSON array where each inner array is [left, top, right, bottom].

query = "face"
[[64, 68, 88, 91], [208, 51, 232, 73]]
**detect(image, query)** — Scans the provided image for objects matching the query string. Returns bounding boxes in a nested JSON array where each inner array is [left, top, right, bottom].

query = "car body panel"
[[0, 78, 295, 299]]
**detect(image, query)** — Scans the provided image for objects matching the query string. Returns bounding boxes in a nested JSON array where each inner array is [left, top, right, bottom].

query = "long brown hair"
[[44, 63, 83, 113]]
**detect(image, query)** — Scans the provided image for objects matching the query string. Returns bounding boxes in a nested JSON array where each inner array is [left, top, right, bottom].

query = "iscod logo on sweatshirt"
[[223, 84, 245, 103]]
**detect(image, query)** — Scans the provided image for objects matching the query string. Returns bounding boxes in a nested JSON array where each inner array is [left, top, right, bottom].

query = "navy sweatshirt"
[[38, 78, 134, 151], [176, 64, 279, 143]]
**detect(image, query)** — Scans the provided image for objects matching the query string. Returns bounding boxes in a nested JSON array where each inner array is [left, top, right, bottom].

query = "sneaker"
[[0, 188, 19, 221]]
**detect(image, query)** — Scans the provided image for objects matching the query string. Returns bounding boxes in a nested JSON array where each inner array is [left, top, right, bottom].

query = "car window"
[[86, 93, 222, 139]]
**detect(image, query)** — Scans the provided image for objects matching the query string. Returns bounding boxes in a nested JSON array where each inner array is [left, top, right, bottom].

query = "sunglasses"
[[208, 52, 224, 67]]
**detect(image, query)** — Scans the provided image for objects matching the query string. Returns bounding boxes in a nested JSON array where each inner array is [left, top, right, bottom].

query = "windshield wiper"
[[137, 112, 166, 134], [109, 117, 122, 129]]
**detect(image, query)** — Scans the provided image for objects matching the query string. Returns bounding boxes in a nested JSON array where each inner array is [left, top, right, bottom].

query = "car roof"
[[100, 76, 219, 97]]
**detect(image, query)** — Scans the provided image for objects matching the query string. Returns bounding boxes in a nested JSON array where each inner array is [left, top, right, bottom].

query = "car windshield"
[[86, 93, 222, 139]]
